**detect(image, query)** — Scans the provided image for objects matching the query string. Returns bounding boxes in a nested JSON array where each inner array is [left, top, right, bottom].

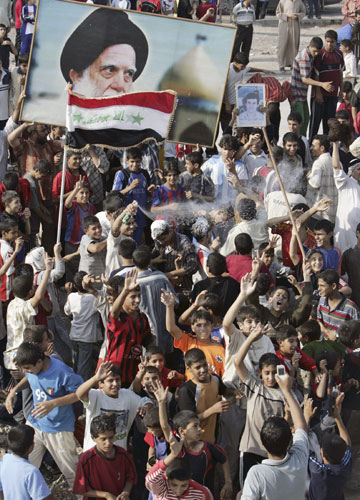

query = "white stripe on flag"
[[67, 103, 172, 136]]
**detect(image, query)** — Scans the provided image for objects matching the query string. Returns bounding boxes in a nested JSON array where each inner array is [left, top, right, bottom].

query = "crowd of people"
[[1, 1, 360, 500]]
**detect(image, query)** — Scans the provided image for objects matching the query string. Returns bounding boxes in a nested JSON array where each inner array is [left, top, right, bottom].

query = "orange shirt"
[[174, 332, 225, 380]]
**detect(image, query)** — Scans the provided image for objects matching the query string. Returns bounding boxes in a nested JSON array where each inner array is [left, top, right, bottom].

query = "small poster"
[[236, 83, 266, 128]]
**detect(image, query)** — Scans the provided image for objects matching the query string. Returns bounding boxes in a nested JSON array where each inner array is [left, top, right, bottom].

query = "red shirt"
[[73, 445, 137, 499], [276, 346, 316, 377], [272, 222, 315, 267], [104, 312, 153, 387], [314, 48, 344, 97], [161, 366, 182, 389], [52, 169, 91, 199], [196, 3, 217, 21], [226, 254, 274, 284]]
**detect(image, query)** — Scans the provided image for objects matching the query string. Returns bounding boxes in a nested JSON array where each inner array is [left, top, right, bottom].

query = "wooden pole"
[[56, 148, 67, 244], [262, 127, 306, 262]]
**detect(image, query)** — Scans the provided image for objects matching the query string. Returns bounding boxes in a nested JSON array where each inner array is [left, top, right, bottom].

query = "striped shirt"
[[291, 47, 314, 101], [233, 1, 255, 26], [248, 73, 294, 104], [317, 294, 360, 332], [145, 459, 213, 500]]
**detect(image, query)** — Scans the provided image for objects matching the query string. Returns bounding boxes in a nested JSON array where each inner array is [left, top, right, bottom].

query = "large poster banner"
[[21, 0, 235, 147]]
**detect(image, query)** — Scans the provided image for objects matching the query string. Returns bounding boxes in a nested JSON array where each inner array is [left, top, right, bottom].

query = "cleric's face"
[[70, 44, 137, 97]]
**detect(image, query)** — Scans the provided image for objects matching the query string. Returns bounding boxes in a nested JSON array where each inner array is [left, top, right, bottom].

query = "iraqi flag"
[[66, 88, 177, 150]]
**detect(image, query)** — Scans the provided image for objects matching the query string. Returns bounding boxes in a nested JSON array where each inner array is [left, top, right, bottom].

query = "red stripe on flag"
[[68, 91, 176, 114]]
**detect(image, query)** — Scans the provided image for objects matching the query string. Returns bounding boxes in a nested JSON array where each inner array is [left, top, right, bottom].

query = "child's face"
[[325, 37, 337, 52], [123, 289, 141, 313], [85, 223, 102, 240], [309, 252, 324, 274], [287, 120, 301, 135], [165, 170, 179, 188], [121, 217, 136, 237], [341, 90, 351, 101], [167, 478, 190, 497], [297, 331, 309, 345], [185, 160, 196, 174], [75, 187, 89, 204], [141, 373, 160, 393], [187, 359, 209, 382], [20, 360, 42, 375], [127, 157, 142, 172], [284, 140, 298, 158], [269, 289, 289, 313], [3, 227, 19, 242], [99, 374, 121, 397], [262, 251, 274, 268], [180, 418, 202, 442], [106, 285, 117, 306], [6, 197, 21, 215], [19, 62, 28, 75], [277, 336, 298, 356], [67, 154, 82, 172], [238, 316, 261, 337], [317, 278, 336, 298], [147, 426, 164, 439], [260, 364, 277, 387], [147, 353, 165, 373], [191, 319, 212, 342], [314, 229, 331, 248], [92, 430, 115, 455], [0, 27, 6, 40], [356, 13, 360, 22], [340, 44, 349, 54], [332, 359, 341, 377]]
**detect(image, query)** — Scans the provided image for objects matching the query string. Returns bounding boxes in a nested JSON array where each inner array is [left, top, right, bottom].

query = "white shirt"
[[82, 388, 151, 451], [333, 167, 360, 252], [0, 118, 17, 180], [96, 210, 111, 238], [220, 208, 268, 256], [307, 152, 338, 222], [242, 429, 309, 500], [265, 191, 307, 220], [201, 155, 248, 203], [64, 292, 103, 343], [343, 52, 357, 84], [226, 64, 250, 105], [5, 298, 37, 369]]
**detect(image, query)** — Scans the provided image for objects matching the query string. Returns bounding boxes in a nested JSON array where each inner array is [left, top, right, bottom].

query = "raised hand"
[[151, 378, 168, 404], [160, 289, 175, 307], [168, 433, 184, 457], [95, 361, 114, 382], [124, 269, 139, 292], [194, 290, 208, 307], [14, 237, 24, 254], [240, 272, 257, 297], [314, 198, 332, 213], [44, 253, 55, 271]]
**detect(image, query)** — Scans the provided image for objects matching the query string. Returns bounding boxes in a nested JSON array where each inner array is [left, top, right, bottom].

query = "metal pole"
[[56, 148, 67, 244], [262, 127, 306, 262]]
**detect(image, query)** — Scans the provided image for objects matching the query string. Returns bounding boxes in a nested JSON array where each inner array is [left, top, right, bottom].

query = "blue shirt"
[[316, 247, 341, 271], [0, 453, 51, 500], [26, 357, 83, 433], [112, 170, 148, 227]]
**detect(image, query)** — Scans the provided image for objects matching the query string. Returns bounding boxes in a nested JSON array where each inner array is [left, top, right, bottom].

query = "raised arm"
[[152, 380, 172, 442], [76, 362, 113, 403], [275, 373, 307, 431], [223, 273, 257, 337], [234, 324, 265, 382], [111, 270, 139, 319], [178, 290, 207, 326], [333, 393, 351, 446], [30, 255, 54, 308], [160, 289, 183, 340], [64, 177, 84, 209]]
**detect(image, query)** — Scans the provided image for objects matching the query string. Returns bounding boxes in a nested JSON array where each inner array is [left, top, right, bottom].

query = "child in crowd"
[[5, 342, 82, 487], [143, 406, 168, 470], [0, 219, 23, 303], [98, 270, 153, 387], [112, 147, 156, 244], [340, 39, 357, 84], [73, 413, 137, 499], [0, 424, 52, 499], [76, 361, 152, 452], [64, 178, 96, 278], [151, 160, 185, 219], [313, 219, 342, 272], [161, 289, 225, 379], [79, 215, 107, 278], [180, 151, 215, 203], [64, 271, 103, 381]]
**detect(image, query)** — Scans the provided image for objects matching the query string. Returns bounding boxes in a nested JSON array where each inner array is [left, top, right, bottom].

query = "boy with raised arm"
[[234, 322, 284, 484], [242, 373, 309, 500]]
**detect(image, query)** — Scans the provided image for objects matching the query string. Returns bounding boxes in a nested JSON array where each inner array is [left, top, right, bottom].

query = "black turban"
[[60, 8, 149, 83]]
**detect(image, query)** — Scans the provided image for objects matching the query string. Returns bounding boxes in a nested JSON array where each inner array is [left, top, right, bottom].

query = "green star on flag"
[[132, 113, 144, 125], [72, 113, 83, 123]]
